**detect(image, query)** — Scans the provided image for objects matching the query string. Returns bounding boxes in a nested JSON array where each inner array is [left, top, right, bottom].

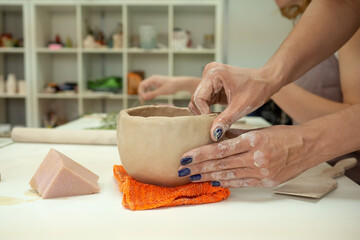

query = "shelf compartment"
[[83, 99, 123, 115], [0, 52, 25, 81], [0, 5, 24, 47], [174, 5, 215, 49], [128, 53, 168, 79], [127, 5, 168, 49], [38, 98, 79, 127], [82, 53, 123, 93], [173, 54, 213, 77], [81, 5, 123, 49], [0, 98, 26, 126], [36, 53, 78, 94], [34, 5, 77, 48], [0, 93, 26, 98]]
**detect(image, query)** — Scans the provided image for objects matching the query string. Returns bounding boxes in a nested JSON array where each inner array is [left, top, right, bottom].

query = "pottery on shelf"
[[117, 105, 216, 187], [6, 73, 17, 94]]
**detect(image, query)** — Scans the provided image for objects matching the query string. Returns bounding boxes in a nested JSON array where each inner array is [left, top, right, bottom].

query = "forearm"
[[173, 76, 201, 94], [272, 83, 350, 123], [265, 0, 360, 88], [300, 103, 360, 168]]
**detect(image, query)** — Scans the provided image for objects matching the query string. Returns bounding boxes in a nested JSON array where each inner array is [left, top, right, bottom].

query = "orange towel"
[[113, 165, 231, 211]]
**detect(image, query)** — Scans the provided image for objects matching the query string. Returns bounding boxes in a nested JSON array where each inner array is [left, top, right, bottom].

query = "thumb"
[[210, 106, 241, 142]]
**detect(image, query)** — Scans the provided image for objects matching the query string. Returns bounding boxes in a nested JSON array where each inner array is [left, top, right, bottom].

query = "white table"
[[1, 142, 360, 240]]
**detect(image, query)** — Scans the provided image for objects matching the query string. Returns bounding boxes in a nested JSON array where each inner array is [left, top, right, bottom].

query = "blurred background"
[[0, 0, 293, 134]]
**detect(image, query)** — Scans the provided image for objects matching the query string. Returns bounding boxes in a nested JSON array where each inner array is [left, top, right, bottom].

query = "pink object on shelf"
[[48, 43, 63, 50], [29, 148, 100, 199]]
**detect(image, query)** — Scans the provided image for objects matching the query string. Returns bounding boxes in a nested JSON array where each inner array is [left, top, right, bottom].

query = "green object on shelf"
[[87, 76, 122, 93]]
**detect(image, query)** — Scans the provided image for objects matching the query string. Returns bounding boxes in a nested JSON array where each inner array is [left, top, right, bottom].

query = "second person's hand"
[[138, 75, 177, 104]]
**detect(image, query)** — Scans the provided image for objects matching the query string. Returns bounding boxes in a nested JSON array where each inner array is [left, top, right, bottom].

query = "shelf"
[[2, 1, 222, 127], [82, 91, 124, 99], [37, 92, 79, 99], [81, 48, 123, 54], [0, 48, 24, 53], [35, 5, 78, 48], [36, 47, 78, 53], [127, 48, 169, 54], [0, 93, 26, 98], [173, 48, 215, 54]]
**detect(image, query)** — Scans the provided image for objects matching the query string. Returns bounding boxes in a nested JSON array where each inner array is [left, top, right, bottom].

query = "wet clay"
[[117, 105, 216, 187], [0, 196, 24, 206]]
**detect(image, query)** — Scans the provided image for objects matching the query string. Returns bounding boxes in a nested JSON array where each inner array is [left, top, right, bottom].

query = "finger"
[[210, 105, 245, 141], [142, 87, 166, 100], [191, 78, 215, 115], [181, 137, 252, 165], [213, 178, 262, 188], [179, 153, 256, 178], [190, 167, 263, 183], [225, 128, 252, 139], [188, 101, 201, 115]]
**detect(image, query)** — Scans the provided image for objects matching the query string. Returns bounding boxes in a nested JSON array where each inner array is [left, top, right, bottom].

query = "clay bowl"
[[117, 105, 216, 187]]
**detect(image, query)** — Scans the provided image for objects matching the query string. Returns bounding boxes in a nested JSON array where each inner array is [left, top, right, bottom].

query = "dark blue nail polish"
[[213, 128, 223, 141], [178, 168, 191, 177], [211, 181, 221, 187], [180, 156, 193, 165], [190, 174, 202, 181]]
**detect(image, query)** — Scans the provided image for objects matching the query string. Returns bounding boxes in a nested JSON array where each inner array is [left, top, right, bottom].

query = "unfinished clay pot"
[[117, 105, 216, 187]]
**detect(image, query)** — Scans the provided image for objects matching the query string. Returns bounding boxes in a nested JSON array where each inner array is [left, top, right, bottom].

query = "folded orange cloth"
[[113, 165, 231, 211]]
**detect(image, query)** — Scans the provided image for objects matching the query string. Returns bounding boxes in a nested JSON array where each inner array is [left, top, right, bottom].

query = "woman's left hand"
[[178, 125, 315, 188]]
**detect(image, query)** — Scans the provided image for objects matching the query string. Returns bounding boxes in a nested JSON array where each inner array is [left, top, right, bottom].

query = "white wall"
[[224, 0, 293, 68]]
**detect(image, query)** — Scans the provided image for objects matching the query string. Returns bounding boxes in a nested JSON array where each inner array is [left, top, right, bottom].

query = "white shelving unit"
[[1, 0, 223, 127], [0, 1, 31, 128]]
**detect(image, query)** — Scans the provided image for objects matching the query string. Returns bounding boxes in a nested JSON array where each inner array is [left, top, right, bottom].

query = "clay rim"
[[121, 105, 217, 119]]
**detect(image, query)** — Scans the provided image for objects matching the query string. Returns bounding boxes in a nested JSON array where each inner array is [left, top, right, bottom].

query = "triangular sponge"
[[29, 148, 100, 199]]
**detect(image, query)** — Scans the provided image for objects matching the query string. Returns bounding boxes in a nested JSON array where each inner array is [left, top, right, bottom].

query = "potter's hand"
[[189, 62, 281, 141], [178, 125, 312, 188], [138, 75, 176, 104]]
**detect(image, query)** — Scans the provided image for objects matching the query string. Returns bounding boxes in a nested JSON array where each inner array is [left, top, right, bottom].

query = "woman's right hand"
[[138, 75, 176, 103]]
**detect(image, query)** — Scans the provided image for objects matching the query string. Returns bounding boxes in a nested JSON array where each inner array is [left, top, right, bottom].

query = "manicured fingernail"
[[213, 128, 223, 141], [211, 181, 221, 187], [180, 156, 193, 165], [178, 168, 191, 177], [190, 174, 202, 181]]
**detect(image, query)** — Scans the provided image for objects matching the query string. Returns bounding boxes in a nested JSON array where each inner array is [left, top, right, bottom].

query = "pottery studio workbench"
[[1, 116, 360, 240]]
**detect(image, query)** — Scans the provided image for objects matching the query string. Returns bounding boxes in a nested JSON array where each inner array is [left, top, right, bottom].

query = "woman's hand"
[[178, 125, 316, 188], [138, 75, 176, 103], [189, 62, 282, 141]]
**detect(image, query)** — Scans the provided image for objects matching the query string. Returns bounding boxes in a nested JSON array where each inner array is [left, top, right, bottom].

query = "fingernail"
[[211, 181, 221, 187], [178, 168, 191, 177], [180, 156, 193, 165], [213, 128, 223, 141], [190, 174, 202, 181]]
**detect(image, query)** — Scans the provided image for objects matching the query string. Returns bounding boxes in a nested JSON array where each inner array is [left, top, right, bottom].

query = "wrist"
[[257, 64, 286, 96], [297, 122, 330, 169]]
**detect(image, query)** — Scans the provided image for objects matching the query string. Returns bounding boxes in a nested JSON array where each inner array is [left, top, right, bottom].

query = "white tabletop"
[[1, 142, 360, 240]]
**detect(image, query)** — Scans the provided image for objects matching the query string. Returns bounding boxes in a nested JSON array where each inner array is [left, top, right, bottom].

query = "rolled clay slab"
[[117, 105, 216, 187]]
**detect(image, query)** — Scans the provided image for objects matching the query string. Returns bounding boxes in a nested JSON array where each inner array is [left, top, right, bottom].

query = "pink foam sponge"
[[29, 148, 100, 199]]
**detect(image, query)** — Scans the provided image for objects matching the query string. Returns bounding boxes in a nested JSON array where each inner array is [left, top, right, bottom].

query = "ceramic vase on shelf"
[[6, 73, 17, 94], [0, 74, 5, 94], [139, 25, 156, 49], [18, 80, 26, 95]]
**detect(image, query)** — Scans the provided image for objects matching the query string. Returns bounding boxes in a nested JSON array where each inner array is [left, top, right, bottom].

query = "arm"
[[266, 0, 360, 87], [178, 103, 360, 188], [271, 28, 360, 124], [137, 75, 200, 102], [190, 0, 360, 140]]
